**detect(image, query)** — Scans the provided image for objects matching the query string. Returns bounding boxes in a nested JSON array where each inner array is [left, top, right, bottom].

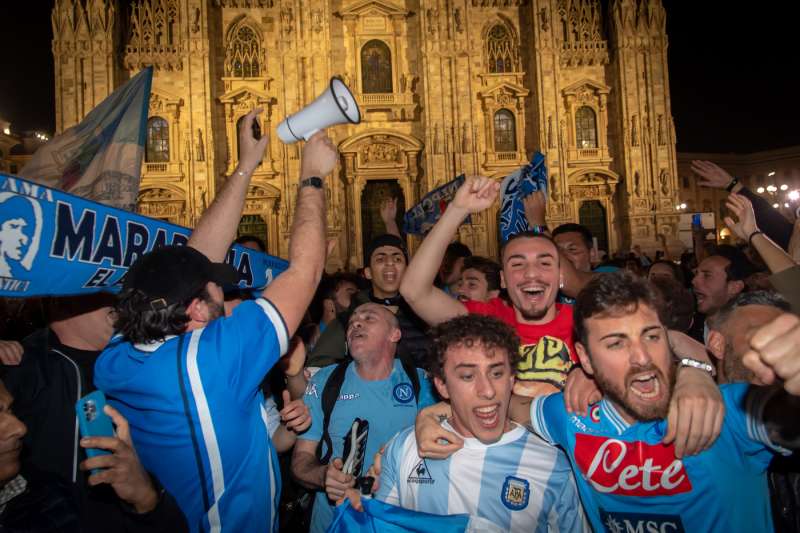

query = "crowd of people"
[[0, 110, 799, 532]]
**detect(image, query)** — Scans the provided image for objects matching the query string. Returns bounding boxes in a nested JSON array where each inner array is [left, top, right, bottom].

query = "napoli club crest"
[[501, 476, 530, 510], [392, 382, 414, 404]]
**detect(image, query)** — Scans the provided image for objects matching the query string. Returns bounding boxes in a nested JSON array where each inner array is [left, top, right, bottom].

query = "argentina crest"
[[501, 476, 530, 511]]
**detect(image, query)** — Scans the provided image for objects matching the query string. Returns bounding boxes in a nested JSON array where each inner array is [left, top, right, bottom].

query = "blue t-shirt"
[[95, 298, 289, 533], [529, 383, 788, 533], [376, 420, 589, 532], [300, 359, 436, 533]]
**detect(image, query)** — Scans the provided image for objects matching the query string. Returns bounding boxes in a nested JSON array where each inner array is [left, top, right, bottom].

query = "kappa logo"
[[501, 476, 530, 510], [599, 509, 686, 533], [407, 459, 434, 484], [393, 382, 414, 404], [305, 382, 318, 398]]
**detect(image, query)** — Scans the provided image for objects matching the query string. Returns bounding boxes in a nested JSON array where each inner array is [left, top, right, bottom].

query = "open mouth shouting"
[[473, 404, 501, 429], [627, 371, 663, 401]]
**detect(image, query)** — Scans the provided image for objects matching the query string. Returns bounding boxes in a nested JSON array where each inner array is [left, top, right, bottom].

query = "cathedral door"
[[578, 200, 608, 253], [360, 179, 406, 257]]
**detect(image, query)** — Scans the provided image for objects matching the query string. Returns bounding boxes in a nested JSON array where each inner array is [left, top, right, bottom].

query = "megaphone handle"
[[302, 128, 321, 141]]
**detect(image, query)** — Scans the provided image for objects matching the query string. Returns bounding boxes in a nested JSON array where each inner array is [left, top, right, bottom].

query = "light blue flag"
[[19, 67, 153, 211], [327, 498, 502, 533], [498, 152, 548, 242], [0, 173, 287, 298]]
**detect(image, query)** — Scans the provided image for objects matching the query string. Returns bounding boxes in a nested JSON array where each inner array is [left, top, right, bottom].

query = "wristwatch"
[[679, 357, 716, 378], [725, 176, 739, 192], [300, 176, 323, 189]]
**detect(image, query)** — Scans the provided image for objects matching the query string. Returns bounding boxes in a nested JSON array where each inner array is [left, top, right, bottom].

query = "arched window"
[[493, 109, 516, 152], [575, 106, 597, 149], [487, 24, 515, 73], [146, 117, 169, 162], [229, 25, 261, 78], [361, 40, 392, 94]]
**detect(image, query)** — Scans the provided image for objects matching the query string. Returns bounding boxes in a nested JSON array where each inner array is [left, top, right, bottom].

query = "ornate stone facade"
[[52, 0, 680, 267]]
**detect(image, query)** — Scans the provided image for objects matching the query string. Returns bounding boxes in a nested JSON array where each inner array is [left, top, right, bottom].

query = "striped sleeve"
[[374, 428, 412, 506], [529, 395, 556, 445], [744, 386, 792, 456]]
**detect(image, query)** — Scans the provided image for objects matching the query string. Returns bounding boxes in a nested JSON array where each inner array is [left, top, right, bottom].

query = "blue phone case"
[[75, 391, 115, 472], [692, 213, 702, 226]]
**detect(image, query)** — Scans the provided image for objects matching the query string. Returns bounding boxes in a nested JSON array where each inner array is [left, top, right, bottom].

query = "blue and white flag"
[[498, 152, 548, 242], [19, 67, 153, 211], [403, 175, 469, 235], [0, 173, 287, 298], [327, 498, 502, 533]]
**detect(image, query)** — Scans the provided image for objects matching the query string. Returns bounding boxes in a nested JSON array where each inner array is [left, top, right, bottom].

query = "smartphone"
[[251, 118, 262, 140], [76, 391, 115, 473], [691, 213, 702, 227]]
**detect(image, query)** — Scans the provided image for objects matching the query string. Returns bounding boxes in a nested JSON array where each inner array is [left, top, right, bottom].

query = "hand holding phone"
[[692, 213, 702, 227], [76, 391, 115, 473]]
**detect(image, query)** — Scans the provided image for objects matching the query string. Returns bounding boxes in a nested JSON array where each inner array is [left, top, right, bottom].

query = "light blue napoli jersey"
[[95, 298, 289, 533], [529, 383, 789, 533], [376, 420, 590, 532], [300, 359, 436, 533]]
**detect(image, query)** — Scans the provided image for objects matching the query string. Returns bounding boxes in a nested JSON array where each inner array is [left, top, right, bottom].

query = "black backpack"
[[315, 357, 421, 465]]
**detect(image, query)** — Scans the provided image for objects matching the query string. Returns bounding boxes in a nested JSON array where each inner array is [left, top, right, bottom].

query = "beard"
[[518, 305, 551, 321], [593, 360, 676, 422], [724, 339, 756, 383]]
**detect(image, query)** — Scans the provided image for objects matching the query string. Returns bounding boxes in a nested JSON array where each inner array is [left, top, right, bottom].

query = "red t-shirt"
[[464, 298, 576, 389]]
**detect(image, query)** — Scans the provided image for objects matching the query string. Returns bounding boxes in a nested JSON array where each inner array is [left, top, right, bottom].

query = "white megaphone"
[[277, 76, 361, 143]]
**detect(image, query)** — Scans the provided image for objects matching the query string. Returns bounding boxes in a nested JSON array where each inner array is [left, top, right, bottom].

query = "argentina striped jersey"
[[375, 420, 590, 532]]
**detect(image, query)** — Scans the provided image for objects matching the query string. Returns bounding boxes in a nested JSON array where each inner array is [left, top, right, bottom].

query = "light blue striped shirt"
[[376, 420, 590, 532]]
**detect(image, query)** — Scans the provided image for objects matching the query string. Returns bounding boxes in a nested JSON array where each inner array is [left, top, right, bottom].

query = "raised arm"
[[399, 176, 498, 326], [261, 132, 337, 336], [724, 193, 796, 274], [188, 109, 269, 262]]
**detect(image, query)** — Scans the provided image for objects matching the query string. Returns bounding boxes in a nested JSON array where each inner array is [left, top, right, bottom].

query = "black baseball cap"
[[123, 245, 240, 308], [364, 234, 408, 268]]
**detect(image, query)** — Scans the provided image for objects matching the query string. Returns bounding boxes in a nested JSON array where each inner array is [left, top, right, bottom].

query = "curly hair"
[[574, 271, 667, 347], [427, 314, 520, 382], [114, 285, 212, 345]]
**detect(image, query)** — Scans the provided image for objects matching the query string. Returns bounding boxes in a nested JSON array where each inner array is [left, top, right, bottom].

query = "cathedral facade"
[[51, 0, 680, 269]]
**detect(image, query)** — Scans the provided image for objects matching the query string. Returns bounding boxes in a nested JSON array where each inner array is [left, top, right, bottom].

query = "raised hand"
[[300, 131, 339, 180], [523, 190, 547, 227], [0, 340, 23, 366], [742, 313, 800, 395], [690, 160, 735, 190], [450, 175, 500, 215], [80, 405, 159, 513], [279, 390, 311, 433], [380, 197, 398, 225], [236, 108, 271, 175], [724, 193, 758, 241]]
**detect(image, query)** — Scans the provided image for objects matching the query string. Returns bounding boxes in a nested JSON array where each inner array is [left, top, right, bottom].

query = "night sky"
[[1, 1, 798, 153]]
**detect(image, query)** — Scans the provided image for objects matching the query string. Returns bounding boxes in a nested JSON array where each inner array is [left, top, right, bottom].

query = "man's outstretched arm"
[[261, 132, 337, 337], [188, 109, 269, 262], [400, 176, 498, 326]]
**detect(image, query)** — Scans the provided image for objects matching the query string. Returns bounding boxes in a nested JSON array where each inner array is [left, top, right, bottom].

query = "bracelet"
[[679, 357, 716, 378], [748, 230, 764, 246], [725, 177, 739, 192]]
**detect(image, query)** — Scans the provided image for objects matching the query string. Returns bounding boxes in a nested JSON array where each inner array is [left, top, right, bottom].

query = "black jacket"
[[1, 328, 187, 532], [307, 290, 432, 369]]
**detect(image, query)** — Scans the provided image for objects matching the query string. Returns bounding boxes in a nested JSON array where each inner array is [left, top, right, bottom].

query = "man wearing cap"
[[94, 110, 338, 533], [307, 234, 431, 369]]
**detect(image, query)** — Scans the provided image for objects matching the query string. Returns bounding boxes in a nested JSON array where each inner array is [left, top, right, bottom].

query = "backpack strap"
[[316, 361, 350, 465]]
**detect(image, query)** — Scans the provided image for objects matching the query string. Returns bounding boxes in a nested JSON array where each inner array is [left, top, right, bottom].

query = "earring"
[[559, 279, 564, 289]]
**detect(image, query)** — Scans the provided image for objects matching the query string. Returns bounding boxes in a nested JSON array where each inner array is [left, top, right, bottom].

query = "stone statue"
[[196, 129, 205, 161], [659, 169, 670, 196], [634, 171, 641, 197]]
